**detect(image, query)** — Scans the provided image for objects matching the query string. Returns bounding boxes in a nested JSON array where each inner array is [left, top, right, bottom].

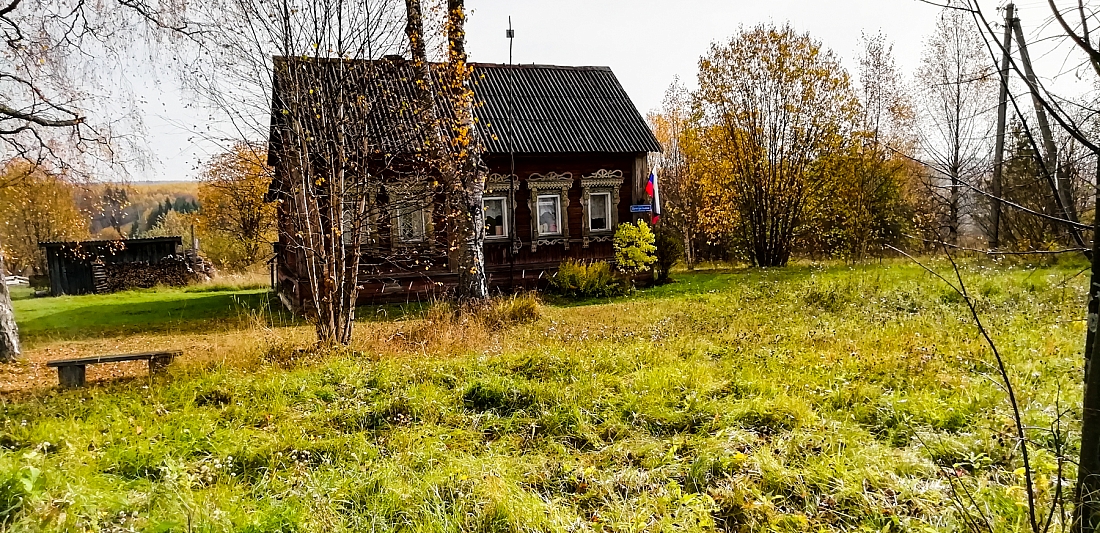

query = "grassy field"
[[0, 260, 1089, 532], [9, 285, 278, 346]]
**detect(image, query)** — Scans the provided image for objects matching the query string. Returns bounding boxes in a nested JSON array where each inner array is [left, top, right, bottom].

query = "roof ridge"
[[271, 56, 613, 72], [470, 63, 612, 72]]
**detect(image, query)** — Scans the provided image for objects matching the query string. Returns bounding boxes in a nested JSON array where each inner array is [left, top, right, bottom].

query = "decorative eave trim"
[[580, 169, 624, 189], [486, 173, 520, 193], [527, 171, 574, 191]]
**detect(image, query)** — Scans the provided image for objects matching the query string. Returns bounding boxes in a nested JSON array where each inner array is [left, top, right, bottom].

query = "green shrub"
[[548, 259, 629, 298], [653, 228, 684, 282], [613, 221, 657, 274]]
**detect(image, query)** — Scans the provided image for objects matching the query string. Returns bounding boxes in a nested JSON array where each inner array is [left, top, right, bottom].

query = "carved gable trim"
[[527, 172, 574, 191], [486, 173, 520, 194]]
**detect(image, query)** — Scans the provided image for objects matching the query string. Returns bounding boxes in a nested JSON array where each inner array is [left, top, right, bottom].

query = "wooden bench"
[[46, 350, 181, 388]]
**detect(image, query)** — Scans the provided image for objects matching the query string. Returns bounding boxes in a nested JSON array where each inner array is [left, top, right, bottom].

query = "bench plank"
[[48, 350, 181, 388], [47, 350, 182, 368]]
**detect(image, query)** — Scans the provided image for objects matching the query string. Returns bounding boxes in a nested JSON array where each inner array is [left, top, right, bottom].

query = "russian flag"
[[646, 170, 661, 224]]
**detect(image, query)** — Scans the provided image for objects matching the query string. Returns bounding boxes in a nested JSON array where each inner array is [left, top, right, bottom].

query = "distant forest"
[[80, 182, 200, 239]]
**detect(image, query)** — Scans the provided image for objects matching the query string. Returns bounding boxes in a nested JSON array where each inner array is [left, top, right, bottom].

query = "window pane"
[[590, 193, 609, 231], [484, 198, 506, 237], [537, 196, 560, 235], [398, 208, 425, 242]]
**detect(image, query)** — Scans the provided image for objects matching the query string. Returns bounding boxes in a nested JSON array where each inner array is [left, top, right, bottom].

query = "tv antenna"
[[506, 16, 519, 288], [506, 16, 515, 63]]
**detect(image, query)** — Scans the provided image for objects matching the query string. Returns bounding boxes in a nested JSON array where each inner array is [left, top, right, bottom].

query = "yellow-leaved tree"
[[805, 33, 915, 259], [0, 159, 89, 275], [693, 23, 859, 266], [648, 79, 707, 268], [196, 142, 276, 271]]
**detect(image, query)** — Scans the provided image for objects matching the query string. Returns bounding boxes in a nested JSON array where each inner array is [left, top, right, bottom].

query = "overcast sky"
[[131, 0, 1076, 182]]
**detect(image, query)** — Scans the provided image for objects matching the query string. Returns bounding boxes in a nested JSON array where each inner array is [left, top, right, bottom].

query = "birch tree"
[[837, 32, 914, 258], [0, 0, 192, 362], [404, 0, 488, 302], [648, 79, 705, 268], [914, 7, 996, 245], [192, 0, 490, 343]]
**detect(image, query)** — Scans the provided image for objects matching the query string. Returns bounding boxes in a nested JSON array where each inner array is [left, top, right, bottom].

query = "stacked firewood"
[[185, 249, 217, 279], [101, 254, 210, 292]]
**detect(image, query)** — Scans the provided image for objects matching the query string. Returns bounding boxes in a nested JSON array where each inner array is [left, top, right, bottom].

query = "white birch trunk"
[[0, 245, 21, 363]]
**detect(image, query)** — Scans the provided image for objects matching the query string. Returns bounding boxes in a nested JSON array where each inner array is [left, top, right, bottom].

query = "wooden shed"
[[266, 58, 662, 307], [39, 237, 183, 296]]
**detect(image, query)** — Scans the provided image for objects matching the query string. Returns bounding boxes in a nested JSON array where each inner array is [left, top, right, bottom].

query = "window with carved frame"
[[484, 174, 519, 241], [396, 205, 426, 243], [526, 172, 574, 251], [580, 169, 623, 247], [388, 184, 433, 247], [341, 184, 380, 247], [483, 197, 508, 238], [588, 192, 611, 231], [536, 195, 561, 235]]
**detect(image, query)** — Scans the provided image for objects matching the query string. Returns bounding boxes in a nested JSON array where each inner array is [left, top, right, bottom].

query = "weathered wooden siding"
[[274, 153, 652, 308]]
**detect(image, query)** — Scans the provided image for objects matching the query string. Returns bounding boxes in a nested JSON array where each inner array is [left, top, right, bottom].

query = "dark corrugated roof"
[[472, 64, 661, 154], [268, 58, 661, 158]]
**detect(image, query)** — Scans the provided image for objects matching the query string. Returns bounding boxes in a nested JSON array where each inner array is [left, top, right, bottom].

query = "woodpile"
[[101, 254, 213, 292]]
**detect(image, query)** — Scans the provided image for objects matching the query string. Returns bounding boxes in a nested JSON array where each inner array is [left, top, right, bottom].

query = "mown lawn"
[[0, 260, 1089, 532], [9, 284, 285, 347]]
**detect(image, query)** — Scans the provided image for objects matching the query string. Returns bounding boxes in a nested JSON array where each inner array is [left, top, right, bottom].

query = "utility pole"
[[1077, 153, 1100, 533], [990, 3, 1014, 250], [1013, 18, 1076, 226]]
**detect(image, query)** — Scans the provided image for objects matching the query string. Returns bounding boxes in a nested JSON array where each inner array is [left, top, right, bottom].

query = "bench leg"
[[58, 366, 85, 388], [148, 356, 173, 375]]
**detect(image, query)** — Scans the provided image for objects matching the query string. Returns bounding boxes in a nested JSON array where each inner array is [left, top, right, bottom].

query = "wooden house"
[[267, 58, 661, 307]]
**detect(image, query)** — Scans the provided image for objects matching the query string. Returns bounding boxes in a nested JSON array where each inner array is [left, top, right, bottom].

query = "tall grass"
[[0, 259, 1088, 532], [185, 270, 271, 293]]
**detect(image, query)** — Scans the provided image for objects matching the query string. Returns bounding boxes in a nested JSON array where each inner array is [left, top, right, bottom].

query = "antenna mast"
[[506, 17, 518, 290]]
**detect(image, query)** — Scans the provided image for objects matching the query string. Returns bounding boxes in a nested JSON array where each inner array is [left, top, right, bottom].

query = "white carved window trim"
[[388, 185, 434, 248], [580, 169, 624, 248], [588, 192, 612, 232], [485, 173, 519, 243], [342, 184, 380, 247], [483, 196, 509, 239], [536, 195, 562, 236], [396, 204, 427, 243], [527, 172, 574, 251]]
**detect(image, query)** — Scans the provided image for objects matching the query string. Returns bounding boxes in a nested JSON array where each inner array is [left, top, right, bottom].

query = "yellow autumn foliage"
[[196, 142, 277, 271], [0, 160, 89, 275]]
